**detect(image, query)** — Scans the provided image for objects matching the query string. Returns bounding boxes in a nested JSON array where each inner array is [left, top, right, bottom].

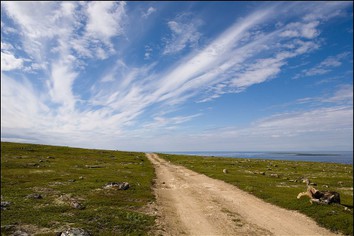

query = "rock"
[[58, 228, 91, 236], [27, 163, 39, 167], [1, 201, 11, 210], [260, 172, 265, 175], [344, 207, 352, 212], [79, 176, 84, 180], [26, 193, 43, 199], [104, 182, 130, 190], [85, 165, 103, 168], [223, 169, 228, 174], [47, 156, 55, 159], [70, 200, 85, 210], [270, 174, 279, 178], [57, 194, 85, 209], [1, 224, 15, 232], [12, 230, 29, 236]]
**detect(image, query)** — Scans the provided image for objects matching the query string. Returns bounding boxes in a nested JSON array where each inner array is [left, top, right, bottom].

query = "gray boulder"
[[58, 228, 91, 236], [70, 200, 85, 210], [26, 193, 43, 199], [1, 201, 11, 210], [12, 230, 29, 236], [104, 182, 130, 190]]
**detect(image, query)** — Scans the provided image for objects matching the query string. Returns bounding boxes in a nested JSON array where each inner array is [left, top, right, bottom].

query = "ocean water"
[[161, 151, 353, 164]]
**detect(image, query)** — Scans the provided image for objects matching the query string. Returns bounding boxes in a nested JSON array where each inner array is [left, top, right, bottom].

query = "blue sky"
[[1, 1, 353, 152]]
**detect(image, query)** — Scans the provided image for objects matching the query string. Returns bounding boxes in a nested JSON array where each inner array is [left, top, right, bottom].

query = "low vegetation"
[[2, 141, 352, 235], [1, 142, 156, 235], [158, 153, 353, 235]]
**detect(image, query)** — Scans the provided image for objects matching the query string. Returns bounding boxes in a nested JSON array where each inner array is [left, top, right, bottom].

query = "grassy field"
[[158, 153, 353, 235], [2, 141, 353, 235], [1, 142, 156, 235]]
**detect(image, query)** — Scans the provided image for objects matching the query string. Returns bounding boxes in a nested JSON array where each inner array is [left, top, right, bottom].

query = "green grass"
[[2, 142, 352, 235], [1, 142, 156, 235], [158, 153, 353, 235]]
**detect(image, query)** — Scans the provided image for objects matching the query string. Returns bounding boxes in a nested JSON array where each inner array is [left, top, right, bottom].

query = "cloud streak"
[[304, 52, 350, 76], [142, 7, 156, 18]]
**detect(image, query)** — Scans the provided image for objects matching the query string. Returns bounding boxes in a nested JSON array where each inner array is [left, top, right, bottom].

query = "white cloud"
[[324, 84, 353, 104], [304, 52, 350, 77], [256, 107, 352, 133], [1, 51, 24, 71], [1, 2, 59, 39], [1, 73, 49, 130], [305, 68, 330, 76], [293, 39, 319, 54], [280, 21, 320, 39], [182, 104, 353, 151], [143, 114, 201, 130], [301, 21, 320, 38], [60, 1, 76, 16], [163, 13, 202, 55], [1, 2, 352, 151], [320, 52, 349, 67], [48, 62, 78, 110], [1, 2, 61, 63], [156, 8, 275, 104], [1, 42, 14, 51], [96, 47, 109, 60], [276, 83, 353, 109], [302, 1, 352, 22], [195, 36, 320, 102], [136, 104, 353, 152], [0, 21, 17, 34], [142, 7, 156, 18], [150, 6, 325, 106], [231, 57, 285, 90], [85, 1, 126, 41], [2, 1, 126, 65], [1, 1, 129, 112]]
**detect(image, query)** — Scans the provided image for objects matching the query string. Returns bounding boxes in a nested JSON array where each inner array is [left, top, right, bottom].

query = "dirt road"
[[146, 153, 338, 236]]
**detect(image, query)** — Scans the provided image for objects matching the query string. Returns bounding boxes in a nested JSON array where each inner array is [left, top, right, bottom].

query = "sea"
[[160, 151, 353, 165]]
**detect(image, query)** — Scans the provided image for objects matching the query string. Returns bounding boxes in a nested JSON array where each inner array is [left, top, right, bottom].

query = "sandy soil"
[[146, 153, 338, 236]]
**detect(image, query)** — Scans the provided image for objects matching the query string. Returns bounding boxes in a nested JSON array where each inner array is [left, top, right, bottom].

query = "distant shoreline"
[[160, 151, 353, 164]]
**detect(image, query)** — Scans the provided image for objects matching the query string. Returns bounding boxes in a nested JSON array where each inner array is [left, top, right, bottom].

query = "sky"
[[1, 1, 353, 152]]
